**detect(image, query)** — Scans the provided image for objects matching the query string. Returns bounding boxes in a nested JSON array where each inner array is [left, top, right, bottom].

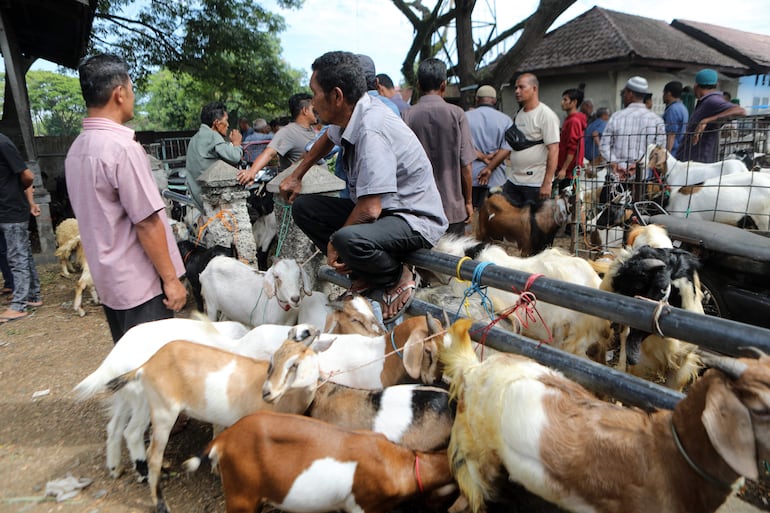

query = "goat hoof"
[[108, 467, 122, 479], [77, 310, 86, 317]]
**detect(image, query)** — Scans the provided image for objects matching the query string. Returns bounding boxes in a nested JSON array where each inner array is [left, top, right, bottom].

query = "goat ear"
[[702, 375, 758, 479], [300, 267, 312, 296], [402, 337, 424, 379], [263, 268, 277, 298], [310, 336, 336, 353]]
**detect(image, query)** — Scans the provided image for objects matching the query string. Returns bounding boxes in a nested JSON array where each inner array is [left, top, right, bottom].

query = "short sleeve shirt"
[[663, 101, 689, 156], [507, 102, 560, 187], [65, 117, 185, 310], [268, 122, 317, 169], [0, 133, 31, 223], [676, 91, 734, 163], [326, 94, 448, 245], [465, 105, 513, 189]]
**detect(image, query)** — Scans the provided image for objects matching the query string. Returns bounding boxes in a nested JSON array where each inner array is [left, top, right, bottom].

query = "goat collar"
[[670, 417, 734, 490], [414, 453, 424, 493], [390, 330, 404, 360], [275, 297, 292, 312]]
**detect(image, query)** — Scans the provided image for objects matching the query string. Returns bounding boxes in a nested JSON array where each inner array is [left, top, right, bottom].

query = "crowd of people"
[[1, 48, 746, 331]]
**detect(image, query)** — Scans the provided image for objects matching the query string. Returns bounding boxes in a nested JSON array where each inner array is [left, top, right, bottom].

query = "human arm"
[[477, 149, 511, 185], [135, 212, 187, 312], [666, 133, 676, 152], [20, 168, 34, 188], [693, 105, 746, 145], [278, 131, 335, 202], [327, 194, 382, 273], [24, 181, 40, 217], [238, 146, 278, 185], [541, 143, 559, 199], [461, 163, 473, 222]]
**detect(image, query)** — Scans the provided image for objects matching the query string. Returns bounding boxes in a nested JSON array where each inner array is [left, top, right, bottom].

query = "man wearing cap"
[[676, 69, 746, 163], [466, 84, 513, 208], [403, 58, 475, 235], [600, 76, 665, 181]]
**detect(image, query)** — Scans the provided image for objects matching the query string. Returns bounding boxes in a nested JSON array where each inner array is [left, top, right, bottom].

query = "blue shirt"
[[584, 117, 607, 162], [663, 100, 688, 156]]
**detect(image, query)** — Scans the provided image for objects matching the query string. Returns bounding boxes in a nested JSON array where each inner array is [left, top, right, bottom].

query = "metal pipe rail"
[[403, 249, 770, 356], [161, 189, 197, 207], [318, 266, 684, 411]]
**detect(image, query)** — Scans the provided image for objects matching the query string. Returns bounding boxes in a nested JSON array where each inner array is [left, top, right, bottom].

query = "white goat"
[[442, 319, 770, 513], [184, 412, 454, 513], [200, 256, 311, 326], [106, 338, 320, 513], [643, 143, 748, 188]]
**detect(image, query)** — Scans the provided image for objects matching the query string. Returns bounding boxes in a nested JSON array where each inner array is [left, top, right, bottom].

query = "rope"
[[454, 262, 496, 325], [414, 454, 425, 493], [196, 209, 240, 259], [273, 197, 293, 258], [670, 417, 734, 490]]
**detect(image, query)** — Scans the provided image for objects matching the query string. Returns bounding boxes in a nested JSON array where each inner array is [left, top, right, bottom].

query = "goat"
[[442, 318, 770, 513], [251, 211, 276, 271], [184, 411, 455, 513], [644, 143, 748, 188], [476, 191, 570, 256], [54, 218, 81, 277], [54, 222, 100, 316], [200, 256, 312, 327], [263, 314, 446, 392], [177, 240, 234, 312], [665, 171, 770, 231], [106, 337, 319, 513], [302, 293, 386, 336]]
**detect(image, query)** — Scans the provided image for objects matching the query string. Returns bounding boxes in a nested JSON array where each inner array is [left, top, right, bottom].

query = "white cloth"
[[507, 103, 560, 187]]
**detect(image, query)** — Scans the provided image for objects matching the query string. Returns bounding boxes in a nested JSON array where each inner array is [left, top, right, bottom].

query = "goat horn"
[[699, 352, 748, 380], [442, 309, 451, 329], [739, 346, 767, 358], [327, 299, 344, 311], [640, 258, 666, 271], [426, 312, 438, 336]]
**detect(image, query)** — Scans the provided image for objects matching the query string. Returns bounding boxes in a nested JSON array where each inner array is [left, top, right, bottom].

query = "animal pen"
[[571, 115, 770, 257]]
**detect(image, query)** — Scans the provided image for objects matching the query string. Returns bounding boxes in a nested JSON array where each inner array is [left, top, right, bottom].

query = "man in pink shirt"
[[65, 54, 186, 342]]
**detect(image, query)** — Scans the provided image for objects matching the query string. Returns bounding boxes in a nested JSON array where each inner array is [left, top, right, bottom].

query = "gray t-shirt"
[[327, 94, 448, 245], [268, 122, 317, 169]]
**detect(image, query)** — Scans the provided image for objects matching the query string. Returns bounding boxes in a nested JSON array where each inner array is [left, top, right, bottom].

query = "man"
[[376, 72, 411, 115], [186, 101, 244, 211], [505, 73, 560, 205], [237, 93, 318, 184], [0, 134, 42, 322], [65, 54, 186, 343], [584, 107, 609, 165], [556, 87, 587, 191], [580, 98, 595, 123], [279, 51, 447, 322], [662, 81, 689, 156], [465, 85, 512, 209], [238, 117, 254, 139], [244, 118, 273, 142], [676, 69, 746, 163], [600, 76, 665, 181], [358, 56, 399, 117], [403, 58, 474, 235]]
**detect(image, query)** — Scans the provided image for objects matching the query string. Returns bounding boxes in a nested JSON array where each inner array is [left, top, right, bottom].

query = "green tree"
[[134, 69, 204, 130], [25, 71, 85, 135], [91, 0, 305, 120]]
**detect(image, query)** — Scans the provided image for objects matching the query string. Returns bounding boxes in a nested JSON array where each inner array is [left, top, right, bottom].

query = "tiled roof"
[[518, 6, 746, 74], [672, 19, 770, 71]]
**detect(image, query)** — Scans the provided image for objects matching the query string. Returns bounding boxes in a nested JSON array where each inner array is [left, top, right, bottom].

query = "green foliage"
[[134, 69, 203, 130], [25, 71, 85, 136], [91, 0, 306, 124]]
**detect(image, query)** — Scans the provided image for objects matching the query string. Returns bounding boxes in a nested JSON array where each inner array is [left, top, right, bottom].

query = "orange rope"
[[195, 209, 240, 259]]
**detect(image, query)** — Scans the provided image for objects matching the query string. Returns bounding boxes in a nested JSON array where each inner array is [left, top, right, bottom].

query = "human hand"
[[30, 203, 41, 217], [556, 169, 566, 181], [465, 202, 474, 224], [540, 182, 552, 200], [229, 129, 243, 146], [478, 168, 491, 185], [162, 277, 187, 312], [693, 121, 708, 146], [279, 175, 302, 203], [327, 242, 350, 274], [236, 168, 256, 186]]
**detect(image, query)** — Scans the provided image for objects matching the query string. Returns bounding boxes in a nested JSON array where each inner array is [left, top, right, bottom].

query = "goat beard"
[[626, 327, 648, 366]]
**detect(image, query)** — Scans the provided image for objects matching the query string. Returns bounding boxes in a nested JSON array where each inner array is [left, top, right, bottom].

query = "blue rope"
[[453, 261, 496, 323]]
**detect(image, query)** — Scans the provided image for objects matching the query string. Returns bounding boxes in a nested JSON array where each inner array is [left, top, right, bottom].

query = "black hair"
[[200, 101, 227, 127], [376, 73, 395, 89], [311, 51, 366, 106], [664, 81, 683, 98], [417, 58, 446, 92], [562, 87, 584, 106], [289, 93, 313, 120], [77, 54, 131, 108]]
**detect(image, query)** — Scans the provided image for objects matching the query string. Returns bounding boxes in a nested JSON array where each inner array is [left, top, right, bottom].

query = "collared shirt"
[[186, 124, 243, 210], [676, 91, 734, 163], [65, 117, 184, 310], [584, 117, 607, 162], [326, 94, 448, 245], [403, 94, 476, 224], [663, 100, 689, 156], [600, 103, 665, 176], [465, 104, 513, 189]]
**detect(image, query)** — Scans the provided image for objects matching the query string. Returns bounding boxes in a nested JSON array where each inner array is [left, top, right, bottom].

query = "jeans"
[[0, 222, 40, 312], [0, 234, 13, 289], [292, 195, 431, 289]]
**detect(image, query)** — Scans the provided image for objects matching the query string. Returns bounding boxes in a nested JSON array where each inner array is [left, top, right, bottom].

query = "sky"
[[24, 0, 770, 81]]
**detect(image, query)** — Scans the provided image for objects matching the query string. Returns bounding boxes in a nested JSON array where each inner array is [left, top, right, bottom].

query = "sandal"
[[336, 280, 372, 301], [372, 268, 420, 322], [0, 309, 28, 323]]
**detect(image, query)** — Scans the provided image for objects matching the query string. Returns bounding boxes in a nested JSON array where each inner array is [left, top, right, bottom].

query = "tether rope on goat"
[[273, 197, 293, 258]]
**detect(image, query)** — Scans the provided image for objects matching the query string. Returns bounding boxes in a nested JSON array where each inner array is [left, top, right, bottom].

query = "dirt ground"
[[0, 261, 768, 513]]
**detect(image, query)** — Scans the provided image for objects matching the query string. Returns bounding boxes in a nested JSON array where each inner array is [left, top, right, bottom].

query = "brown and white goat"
[[263, 314, 446, 392], [476, 191, 570, 256], [54, 222, 99, 316], [442, 318, 770, 513], [184, 411, 455, 513], [106, 338, 318, 513]]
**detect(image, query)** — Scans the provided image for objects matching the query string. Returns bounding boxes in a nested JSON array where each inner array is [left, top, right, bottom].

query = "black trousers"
[[292, 194, 431, 289], [103, 293, 173, 343]]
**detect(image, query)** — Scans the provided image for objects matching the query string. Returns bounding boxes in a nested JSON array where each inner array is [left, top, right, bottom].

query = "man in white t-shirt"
[[504, 73, 560, 206]]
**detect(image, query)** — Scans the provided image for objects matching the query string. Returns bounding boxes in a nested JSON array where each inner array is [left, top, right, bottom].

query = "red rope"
[[414, 454, 424, 493]]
